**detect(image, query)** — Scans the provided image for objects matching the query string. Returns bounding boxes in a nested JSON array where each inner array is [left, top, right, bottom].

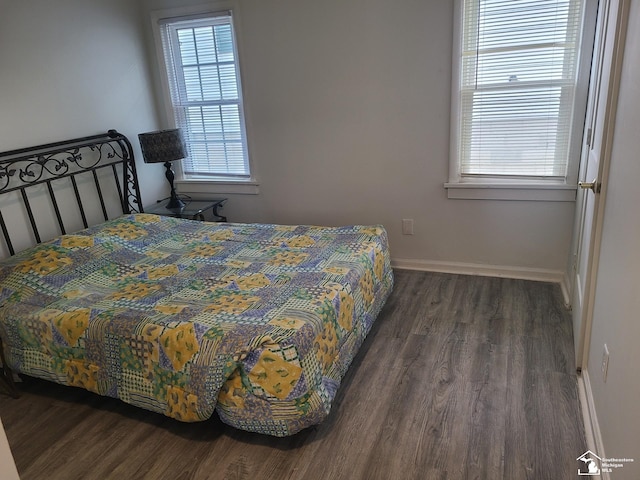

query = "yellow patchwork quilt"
[[0, 214, 393, 436]]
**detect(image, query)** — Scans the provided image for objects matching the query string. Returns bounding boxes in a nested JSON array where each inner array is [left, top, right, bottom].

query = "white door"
[[571, 0, 629, 370]]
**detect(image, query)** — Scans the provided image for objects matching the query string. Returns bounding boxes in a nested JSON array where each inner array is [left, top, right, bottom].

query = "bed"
[[0, 130, 393, 436]]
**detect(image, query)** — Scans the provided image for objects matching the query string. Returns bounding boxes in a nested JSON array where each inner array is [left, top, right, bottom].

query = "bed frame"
[[0, 129, 143, 397]]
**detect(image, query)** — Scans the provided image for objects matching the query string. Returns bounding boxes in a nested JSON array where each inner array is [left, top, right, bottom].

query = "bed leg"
[[0, 340, 20, 399]]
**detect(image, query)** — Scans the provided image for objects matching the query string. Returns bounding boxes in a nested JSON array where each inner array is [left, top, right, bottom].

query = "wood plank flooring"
[[0, 270, 586, 479]]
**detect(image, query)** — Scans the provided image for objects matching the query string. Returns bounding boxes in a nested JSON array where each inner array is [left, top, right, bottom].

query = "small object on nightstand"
[[144, 198, 227, 222]]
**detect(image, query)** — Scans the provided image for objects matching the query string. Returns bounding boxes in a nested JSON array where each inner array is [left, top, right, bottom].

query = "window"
[[447, 0, 596, 200], [157, 12, 251, 180]]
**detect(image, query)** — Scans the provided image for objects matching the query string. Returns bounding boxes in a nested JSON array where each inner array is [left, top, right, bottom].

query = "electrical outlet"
[[601, 344, 610, 382], [402, 219, 414, 235]]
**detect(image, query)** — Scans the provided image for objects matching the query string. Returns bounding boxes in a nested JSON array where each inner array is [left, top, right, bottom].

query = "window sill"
[[444, 182, 577, 201], [176, 179, 260, 195]]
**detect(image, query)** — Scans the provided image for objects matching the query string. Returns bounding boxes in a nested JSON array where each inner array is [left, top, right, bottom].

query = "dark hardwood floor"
[[0, 270, 586, 479]]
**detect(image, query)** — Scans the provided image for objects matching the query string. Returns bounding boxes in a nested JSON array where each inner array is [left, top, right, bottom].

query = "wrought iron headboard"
[[0, 129, 143, 256]]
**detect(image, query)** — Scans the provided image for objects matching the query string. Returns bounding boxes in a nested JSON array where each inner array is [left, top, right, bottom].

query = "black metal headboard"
[[0, 130, 143, 256]]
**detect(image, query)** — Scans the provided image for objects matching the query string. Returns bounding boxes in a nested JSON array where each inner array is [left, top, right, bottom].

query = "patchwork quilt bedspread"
[[0, 214, 393, 436]]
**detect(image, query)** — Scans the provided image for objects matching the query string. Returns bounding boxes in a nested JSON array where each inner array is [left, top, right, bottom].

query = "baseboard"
[[391, 258, 564, 285], [578, 370, 609, 480], [560, 270, 572, 307]]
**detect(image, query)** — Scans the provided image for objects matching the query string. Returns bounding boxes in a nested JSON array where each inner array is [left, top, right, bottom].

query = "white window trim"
[[446, 0, 598, 202], [444, 181, 578, 201], [174, 178, 259, 195], [150, 1, 258, 195]]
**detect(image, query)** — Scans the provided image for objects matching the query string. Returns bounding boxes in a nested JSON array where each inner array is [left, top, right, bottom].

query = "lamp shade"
[[138, 129, 186, 164]]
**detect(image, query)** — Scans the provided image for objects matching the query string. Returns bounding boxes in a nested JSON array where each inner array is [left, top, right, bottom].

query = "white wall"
[[0, 1, 580, 270], [0, 0, 165, 254], [0, 418, 19, 480], [142, 0, 576, 275], [584, 1, 640, 477]]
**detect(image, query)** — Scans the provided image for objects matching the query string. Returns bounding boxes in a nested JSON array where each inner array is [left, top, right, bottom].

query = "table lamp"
[[138, 128, 187, 209]]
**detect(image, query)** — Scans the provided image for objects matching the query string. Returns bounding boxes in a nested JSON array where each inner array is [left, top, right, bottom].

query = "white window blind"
[[159, 13, 250, 178], [457, 0, 585, 179]]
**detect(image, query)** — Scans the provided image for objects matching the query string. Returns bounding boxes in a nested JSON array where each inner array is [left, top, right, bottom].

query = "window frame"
[[446, 0, 598, 201], [150, 2, 258, 194]]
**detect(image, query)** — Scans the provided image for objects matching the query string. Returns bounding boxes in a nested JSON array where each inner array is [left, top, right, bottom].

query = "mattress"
[[0, 214, 393, 436]]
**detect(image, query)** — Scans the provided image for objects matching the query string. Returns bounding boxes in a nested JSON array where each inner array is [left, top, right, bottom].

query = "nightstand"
[[144, 198, 227, 222]]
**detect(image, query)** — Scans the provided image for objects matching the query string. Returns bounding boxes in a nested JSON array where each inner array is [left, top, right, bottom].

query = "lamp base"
[[163, 161, 185, 210], [165, 194, 186, 210]]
